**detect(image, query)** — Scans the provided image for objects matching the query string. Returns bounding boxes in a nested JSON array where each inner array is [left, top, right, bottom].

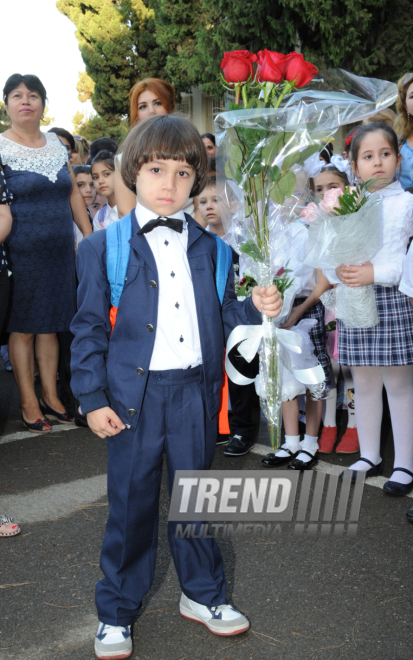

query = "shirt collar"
[[378, 180, 404, 197], [136, 201, 187, 228]]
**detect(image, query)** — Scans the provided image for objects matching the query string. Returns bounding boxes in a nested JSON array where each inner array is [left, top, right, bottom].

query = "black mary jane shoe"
[[261, 448, 298, 468], [288, 450, 318, 471], [39, 398, 75, 425], [383, 468, 413, 497], [339, 457, 383, 484]]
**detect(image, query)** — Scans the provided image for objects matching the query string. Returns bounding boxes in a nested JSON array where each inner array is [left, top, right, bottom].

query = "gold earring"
[[408, 112, 411, 121]]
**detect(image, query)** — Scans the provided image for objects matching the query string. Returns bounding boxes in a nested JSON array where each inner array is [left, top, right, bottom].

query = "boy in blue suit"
[[70, 115, 281, 659]]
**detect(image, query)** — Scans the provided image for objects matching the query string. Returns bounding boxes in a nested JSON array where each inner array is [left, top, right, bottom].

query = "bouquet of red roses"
[[216, 61, 397, 449]]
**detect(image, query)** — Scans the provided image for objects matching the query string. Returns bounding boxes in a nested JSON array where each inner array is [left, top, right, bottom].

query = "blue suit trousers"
[[96, 366, 227, 626]]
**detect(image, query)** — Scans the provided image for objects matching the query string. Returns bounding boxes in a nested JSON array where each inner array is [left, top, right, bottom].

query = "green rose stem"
[[241, 84, 249, 108], [273, 80, 296, 108], [258, 264, 282, 451]]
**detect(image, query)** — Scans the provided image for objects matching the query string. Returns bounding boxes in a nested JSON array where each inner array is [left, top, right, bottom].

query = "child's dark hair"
[[88, 137, 118, 163], [73, 164, 91, 177], [204, 175, 217, 189], [319, 146, 331, 164], [48, 127, 75, 152], [201, 132, 215, 145], [351, 123, 399, 164], [318, 165, 349, 188], [91, 150, 115, 171], [121, 115, 208, 197]]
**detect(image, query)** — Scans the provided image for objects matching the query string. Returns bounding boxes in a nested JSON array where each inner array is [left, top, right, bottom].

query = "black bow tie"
[[137, 216, 183, 235]]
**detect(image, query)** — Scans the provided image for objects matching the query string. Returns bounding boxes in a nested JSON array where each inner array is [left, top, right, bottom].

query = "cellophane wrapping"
[[215, 70, 397, 447], [304, 195, 383, 328]]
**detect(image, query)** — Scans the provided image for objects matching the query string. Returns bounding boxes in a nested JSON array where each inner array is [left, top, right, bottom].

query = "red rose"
[[239, 277, 247, 286], [276, 267, 285, 277], [221, 50, 255, 84], [284, 52, 318, 88], [256, 49, 289, 84]]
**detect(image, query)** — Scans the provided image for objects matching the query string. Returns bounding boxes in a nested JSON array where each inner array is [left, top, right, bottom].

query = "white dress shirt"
[[324, 181, 413, 287], [93, 203, 119, 231], [136, 201, 203, 370]]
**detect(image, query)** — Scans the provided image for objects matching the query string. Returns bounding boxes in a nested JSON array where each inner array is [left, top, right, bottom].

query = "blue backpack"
[[106, 214, 232, 326]]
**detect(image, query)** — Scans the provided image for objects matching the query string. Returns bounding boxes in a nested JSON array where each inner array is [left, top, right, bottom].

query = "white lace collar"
[[0, 132, 69, 183], [378, 180, 404, 198]]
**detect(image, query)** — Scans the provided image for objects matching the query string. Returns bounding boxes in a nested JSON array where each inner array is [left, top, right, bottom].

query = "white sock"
[[295, 434, 319, 463], [348, 366, 382, 471], [383, 366, 413, 484], [322, 387, 337, 428], [275, 435, 301, 457]]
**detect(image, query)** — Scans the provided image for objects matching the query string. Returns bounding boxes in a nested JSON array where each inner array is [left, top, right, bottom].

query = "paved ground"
[[0, 363, 412, 660]]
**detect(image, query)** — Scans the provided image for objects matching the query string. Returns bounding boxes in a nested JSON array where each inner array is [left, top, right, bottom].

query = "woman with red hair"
[[115, 79, 175, 217]]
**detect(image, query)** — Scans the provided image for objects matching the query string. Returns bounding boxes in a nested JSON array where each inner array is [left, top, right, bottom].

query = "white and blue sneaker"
[[94, 622, 132, 659], [179, 593, 250, 635]]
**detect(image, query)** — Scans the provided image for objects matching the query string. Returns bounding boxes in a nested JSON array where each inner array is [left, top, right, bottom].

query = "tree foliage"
[[59, 0, 413, 124], [0, 103, 9, 133], [153, 0, 413, 95], [77, 72, 95, 103], [72, 110, 129, 143], [57, 0, 167, 118]]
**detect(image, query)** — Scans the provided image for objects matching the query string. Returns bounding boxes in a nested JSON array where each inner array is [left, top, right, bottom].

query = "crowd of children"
[[4, 71, 413, 660]]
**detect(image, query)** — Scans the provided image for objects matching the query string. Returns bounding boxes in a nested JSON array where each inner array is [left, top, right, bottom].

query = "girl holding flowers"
[[262, 206, 332, 470], [313, 167, 360, 455], [326, 123, 413, 495]]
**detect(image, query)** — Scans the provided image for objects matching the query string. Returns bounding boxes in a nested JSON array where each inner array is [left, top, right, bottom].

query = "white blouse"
[[324, 181, 413, 287]]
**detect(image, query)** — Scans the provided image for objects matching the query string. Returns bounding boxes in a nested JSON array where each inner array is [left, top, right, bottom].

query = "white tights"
[[349, 365, 413, 484]]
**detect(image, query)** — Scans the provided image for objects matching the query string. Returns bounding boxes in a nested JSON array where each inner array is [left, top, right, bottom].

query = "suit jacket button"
[[149, 280, 157, 288], [128, 409, 137, 416], [136, 367, 145, 375], [146, 324, 154, 332], [124, 423, 131, 430]]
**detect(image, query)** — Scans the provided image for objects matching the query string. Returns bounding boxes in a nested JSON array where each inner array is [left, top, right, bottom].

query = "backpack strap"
[[106, 216, 232, 310], [214, 234, 233, 304], [106, 214, 132, 307]]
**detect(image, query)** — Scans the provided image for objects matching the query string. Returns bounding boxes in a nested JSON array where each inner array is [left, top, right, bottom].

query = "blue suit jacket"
[[70, 210, 262, 430]]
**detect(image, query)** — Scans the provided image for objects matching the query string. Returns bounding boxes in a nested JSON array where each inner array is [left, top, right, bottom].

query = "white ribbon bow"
[[225, 324, 325, 387]]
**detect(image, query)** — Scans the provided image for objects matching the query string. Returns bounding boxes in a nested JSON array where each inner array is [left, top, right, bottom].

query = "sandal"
[[21, 411, 52, 434], [0, 515, 21, 537], [39, 398, 75, 424]]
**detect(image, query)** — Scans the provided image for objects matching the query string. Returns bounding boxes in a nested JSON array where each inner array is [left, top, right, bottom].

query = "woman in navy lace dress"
[[0, 74, 92, 433]]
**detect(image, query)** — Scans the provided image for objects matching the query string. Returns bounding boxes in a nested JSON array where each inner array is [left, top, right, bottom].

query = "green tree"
[[153, 0, 413, 95], [40, 107, 55, 127], [72, 110, 129, 143], [57, 0, 168, 120], [77, 72, 95, 103], [0, 103, 10, 133], [59, 0, 413, 121]]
